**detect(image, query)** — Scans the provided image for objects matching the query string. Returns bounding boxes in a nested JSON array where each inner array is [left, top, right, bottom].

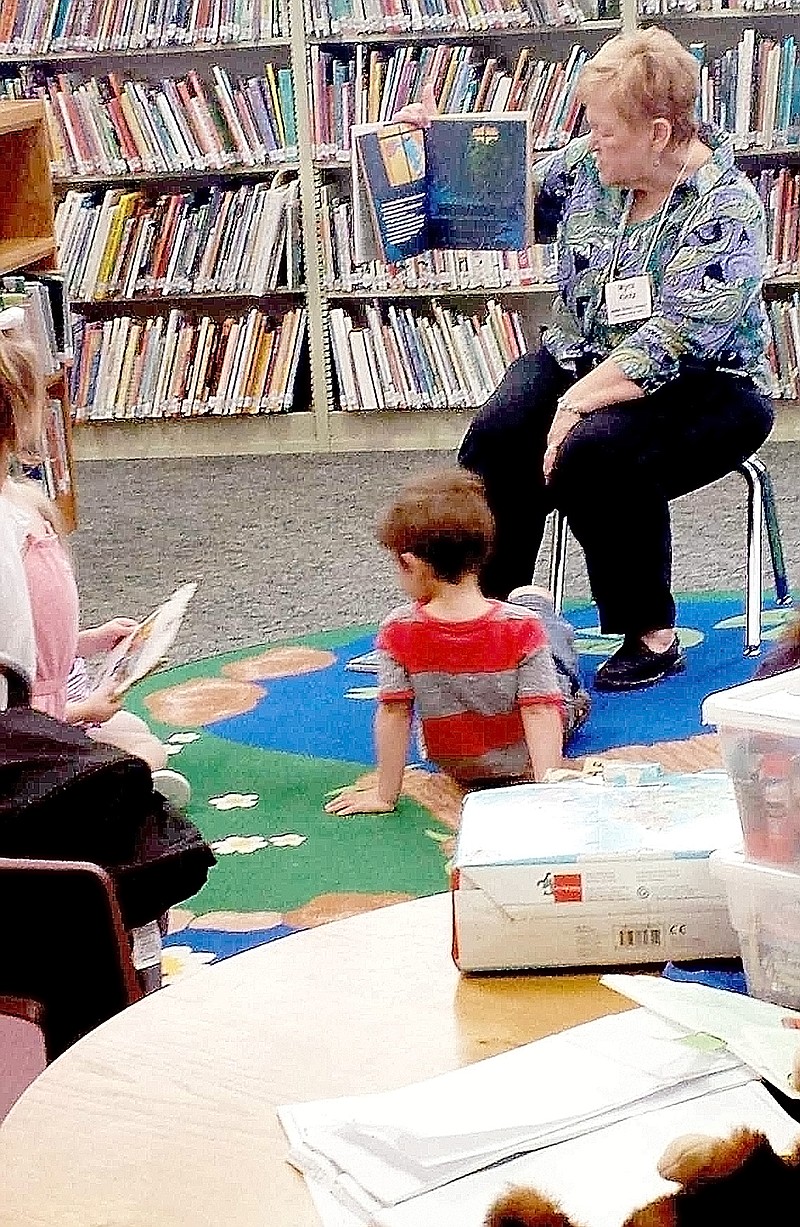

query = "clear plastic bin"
[[702, 669, 800, 867], [709, 849, 800, 1009]]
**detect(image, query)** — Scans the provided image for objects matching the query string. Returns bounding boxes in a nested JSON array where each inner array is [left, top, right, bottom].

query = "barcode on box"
[[616, 926, 662, 949]]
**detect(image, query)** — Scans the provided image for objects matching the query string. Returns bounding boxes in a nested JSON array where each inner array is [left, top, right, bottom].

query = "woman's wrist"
[[556, 394, 592, 418]]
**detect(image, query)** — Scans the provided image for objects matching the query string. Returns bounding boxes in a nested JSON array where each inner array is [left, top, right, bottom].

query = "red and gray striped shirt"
[[376, 600, 564, 785]]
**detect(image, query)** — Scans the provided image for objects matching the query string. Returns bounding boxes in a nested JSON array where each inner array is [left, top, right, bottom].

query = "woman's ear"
[[652, 117, 673, 154]]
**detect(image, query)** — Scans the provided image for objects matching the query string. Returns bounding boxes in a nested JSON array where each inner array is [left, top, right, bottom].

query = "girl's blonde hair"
[[0, 322, 45, 453], [577, 27, 700, 147]]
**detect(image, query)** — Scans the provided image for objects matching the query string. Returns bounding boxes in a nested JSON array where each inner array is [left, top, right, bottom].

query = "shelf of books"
[[3, 0, 800, 459], [0, 98, 78, 526]]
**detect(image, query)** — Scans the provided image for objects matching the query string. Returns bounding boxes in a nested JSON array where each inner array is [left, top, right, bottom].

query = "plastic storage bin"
[[709, 850, 800, 1009], [702, 668, 800, 867]]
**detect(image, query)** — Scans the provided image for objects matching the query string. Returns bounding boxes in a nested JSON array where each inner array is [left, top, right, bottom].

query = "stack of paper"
[[279, 1006, 800, 1227]]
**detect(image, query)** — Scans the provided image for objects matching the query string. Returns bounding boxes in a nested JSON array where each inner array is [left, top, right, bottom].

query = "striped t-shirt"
[[376, 600, 564, 786]]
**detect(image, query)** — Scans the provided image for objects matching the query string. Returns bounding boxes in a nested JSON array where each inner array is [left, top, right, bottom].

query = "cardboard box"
[[452, 774, 743, 973], [703, 668, 800, 867]]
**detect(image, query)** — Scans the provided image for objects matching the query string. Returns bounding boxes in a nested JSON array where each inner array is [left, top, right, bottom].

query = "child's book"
[[351, 112, 534, 266], [346, 648, 381, 674], [94, 581, 197, 696]]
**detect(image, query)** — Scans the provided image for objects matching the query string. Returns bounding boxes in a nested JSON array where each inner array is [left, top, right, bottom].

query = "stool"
[[546, 454, 792, 656]]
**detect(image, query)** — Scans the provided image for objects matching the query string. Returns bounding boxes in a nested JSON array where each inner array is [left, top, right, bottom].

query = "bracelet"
[[556, 395, 590, 417]]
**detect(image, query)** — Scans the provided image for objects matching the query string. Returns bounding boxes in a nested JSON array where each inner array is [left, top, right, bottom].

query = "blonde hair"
[[577, 27, 700, 147], [0, 324, 45, 454]]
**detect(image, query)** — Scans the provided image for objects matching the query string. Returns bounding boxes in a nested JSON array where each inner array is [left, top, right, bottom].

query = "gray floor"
[[72, 442, 800, 666]]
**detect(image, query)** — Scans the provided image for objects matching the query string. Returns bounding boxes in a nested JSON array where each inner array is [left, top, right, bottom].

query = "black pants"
[[458, 346, 774, 637]]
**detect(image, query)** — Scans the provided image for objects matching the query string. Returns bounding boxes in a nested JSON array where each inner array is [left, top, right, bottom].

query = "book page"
[[94, 581, 197, 696]]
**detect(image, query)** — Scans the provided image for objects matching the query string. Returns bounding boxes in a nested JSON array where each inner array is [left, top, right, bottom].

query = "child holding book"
[[325, 469, 587, 817], [0, 307, 189, 807]]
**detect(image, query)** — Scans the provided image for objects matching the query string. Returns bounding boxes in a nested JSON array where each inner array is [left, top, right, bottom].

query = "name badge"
[[604, 274, 652, 325]]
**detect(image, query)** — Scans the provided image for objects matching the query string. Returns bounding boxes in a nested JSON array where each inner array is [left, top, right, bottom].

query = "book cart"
[[0, 99, 78, 527], [0, 0, 799, 459]]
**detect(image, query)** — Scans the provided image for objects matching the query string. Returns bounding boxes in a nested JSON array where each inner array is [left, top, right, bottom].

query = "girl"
[[0, 307, 189, 806]]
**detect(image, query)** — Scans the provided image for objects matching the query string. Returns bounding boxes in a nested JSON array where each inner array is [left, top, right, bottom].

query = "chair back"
[[0, 858, 143, 1059], [0, 996, 47, 1122]]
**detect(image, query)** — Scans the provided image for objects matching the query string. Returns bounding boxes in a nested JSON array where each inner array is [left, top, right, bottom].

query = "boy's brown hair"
[[377, 468, 495, 584]]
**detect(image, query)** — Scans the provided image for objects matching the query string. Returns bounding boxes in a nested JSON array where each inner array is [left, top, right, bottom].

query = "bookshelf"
[[0, 98, 77, 527], [2, 0, 800, 458]]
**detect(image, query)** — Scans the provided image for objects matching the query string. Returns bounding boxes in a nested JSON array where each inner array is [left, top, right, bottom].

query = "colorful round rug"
[[123, 590, 796, 981]]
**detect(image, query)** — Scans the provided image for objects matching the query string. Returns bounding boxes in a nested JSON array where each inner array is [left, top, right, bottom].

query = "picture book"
[[351, 113, 534, 266], [94, 581, 197, 696]]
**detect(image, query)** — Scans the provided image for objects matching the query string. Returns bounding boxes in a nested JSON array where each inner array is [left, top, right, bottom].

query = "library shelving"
[[0, 98, 78, 526], [2, 0, 800, 458]]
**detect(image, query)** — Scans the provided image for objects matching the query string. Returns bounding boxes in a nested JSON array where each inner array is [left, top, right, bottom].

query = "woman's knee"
[[459, 348, 561, 472]]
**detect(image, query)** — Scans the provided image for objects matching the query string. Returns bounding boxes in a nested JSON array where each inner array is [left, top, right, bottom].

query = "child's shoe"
[[153, 768, 192, 811]]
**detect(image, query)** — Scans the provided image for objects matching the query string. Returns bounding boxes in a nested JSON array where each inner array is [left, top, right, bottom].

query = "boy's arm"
[[325, 701, 413, 816], [521, 703, 564, 782]]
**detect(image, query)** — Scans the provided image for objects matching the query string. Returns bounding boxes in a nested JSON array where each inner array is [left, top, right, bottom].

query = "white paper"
[[279, 1010, 752, 1221], [602, 975, 800, 1099], [375, 1082, 800, 1227]]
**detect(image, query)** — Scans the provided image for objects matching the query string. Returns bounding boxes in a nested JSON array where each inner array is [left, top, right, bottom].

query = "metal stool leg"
[[744, 454, 792, 606], [548, 509, 568, 616], [738, 459, 765, 656]]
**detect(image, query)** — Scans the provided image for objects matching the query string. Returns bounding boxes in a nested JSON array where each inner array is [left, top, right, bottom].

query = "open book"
[[351, 113, 534, 266], [94, 582, 197, 697]]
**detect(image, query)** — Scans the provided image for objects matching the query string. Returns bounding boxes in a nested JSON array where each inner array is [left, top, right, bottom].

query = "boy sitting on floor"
[[326, 469, 588, 817]]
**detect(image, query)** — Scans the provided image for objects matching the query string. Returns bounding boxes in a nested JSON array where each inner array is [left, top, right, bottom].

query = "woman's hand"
[[392, 83, 437, 129], [544, 407, 582, 481]]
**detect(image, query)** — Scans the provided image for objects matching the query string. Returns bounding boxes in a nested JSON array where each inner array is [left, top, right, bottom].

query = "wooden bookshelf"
[[0, 99, 77, 529]]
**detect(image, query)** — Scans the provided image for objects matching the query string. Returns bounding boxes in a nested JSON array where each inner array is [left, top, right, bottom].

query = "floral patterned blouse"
[[533, 123, 772, 395]]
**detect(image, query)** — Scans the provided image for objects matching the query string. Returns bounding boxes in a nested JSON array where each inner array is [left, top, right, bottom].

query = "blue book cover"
[[425, 113, 533, 252], [353, 121, 428, 264]]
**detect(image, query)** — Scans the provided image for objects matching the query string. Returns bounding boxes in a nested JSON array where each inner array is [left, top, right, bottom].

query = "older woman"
[[456, 27, 774, 691]]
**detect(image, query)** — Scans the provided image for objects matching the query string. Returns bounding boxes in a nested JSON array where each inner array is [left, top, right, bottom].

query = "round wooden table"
[[0, 893, 632, 1227]]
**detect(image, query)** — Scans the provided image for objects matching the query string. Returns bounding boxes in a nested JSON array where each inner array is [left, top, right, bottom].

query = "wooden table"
[[0, 893, 633, 1227]]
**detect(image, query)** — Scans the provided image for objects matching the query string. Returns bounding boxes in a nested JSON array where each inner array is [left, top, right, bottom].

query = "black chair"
[[0, 857, 143, 1060], [545, 454, 792, 656]]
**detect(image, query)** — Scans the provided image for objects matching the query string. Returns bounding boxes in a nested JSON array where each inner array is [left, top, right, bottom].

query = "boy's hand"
[[325, 784, 397, 816]]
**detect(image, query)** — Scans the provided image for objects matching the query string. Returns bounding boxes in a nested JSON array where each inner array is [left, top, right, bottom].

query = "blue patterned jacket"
[[534, 123, 772, 395]]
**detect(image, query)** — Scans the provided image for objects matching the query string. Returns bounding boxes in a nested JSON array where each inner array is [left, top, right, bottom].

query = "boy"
[[326, 469, 585, 817]]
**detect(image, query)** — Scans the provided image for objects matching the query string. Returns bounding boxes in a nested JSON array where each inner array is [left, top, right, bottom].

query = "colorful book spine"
[[70, 305, 306, 420], [0, 68, 297, 177], [310, 44, 586, 163], [306, 0, 587, 38], [0, 0, 288, 51], [328, 298, 526, 410]]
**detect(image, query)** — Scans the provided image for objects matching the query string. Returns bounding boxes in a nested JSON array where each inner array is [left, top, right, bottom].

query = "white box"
[[710, 849, 800, 1009], [702, 668, 800, 868], [452, 774, 744, 973]]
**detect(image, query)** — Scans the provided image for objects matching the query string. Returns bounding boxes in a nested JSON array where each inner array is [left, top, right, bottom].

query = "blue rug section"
[[208, 590, 795, 764], [163, 924, 300, 962]]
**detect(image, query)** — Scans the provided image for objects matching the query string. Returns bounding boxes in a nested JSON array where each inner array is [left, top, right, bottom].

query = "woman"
[[455, 28, 774, 691]]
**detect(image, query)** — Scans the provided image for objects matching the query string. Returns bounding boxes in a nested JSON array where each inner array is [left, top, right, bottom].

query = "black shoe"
[[594, 635, 685, 692]]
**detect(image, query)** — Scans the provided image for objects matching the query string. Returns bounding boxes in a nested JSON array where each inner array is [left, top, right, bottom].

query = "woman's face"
[[584, 98, 659, 190]]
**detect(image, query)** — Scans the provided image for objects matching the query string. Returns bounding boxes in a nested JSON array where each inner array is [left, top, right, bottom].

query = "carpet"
[[124, 591, 796, 981]]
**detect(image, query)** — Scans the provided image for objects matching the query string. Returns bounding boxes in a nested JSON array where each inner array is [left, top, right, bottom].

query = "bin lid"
[[702, 667, 800, 736], [455, 773, 742, 868]]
